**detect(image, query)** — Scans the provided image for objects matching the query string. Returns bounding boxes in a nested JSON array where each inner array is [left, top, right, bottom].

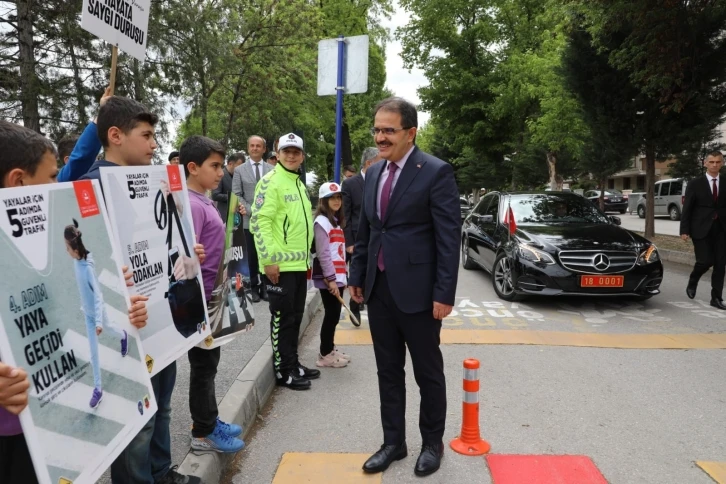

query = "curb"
[[177, 289, 322, 482], [659, 248, 695, 266]]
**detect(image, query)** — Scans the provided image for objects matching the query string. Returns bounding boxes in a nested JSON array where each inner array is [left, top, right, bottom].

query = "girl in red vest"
[[312, 182, 351, 368]]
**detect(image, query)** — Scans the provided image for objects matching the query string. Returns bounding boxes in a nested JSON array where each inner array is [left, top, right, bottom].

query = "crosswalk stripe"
[[36, 427, 107, 473], [62, 330, 148, 385], [49, 380, 139, 425], [98, 269, 125, 296]]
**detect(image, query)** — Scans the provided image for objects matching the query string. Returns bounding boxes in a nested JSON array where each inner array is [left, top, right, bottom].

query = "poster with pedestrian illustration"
[[0, 181, 157, 484], [100, 165, 211, 375], [203, 193, 255, 348]]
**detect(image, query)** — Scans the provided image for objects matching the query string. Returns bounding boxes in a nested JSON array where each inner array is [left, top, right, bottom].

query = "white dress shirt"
[[376, 146, 415, 219]]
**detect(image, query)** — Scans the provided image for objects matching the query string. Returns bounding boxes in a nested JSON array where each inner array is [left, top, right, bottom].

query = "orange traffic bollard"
[[450, 358, 491, 456]]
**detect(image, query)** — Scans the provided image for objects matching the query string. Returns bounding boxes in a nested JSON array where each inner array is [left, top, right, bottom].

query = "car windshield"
[[508, 194, 610, 224]]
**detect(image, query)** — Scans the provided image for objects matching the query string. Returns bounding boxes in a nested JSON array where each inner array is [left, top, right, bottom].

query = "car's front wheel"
[[637, 205, 646, 219], [669, 205, 681, 221], [492, 252, 518, 301], [462, 237, 478, 270]]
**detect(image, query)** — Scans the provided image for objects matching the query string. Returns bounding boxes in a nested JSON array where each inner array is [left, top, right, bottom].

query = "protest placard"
[[81, 0, 150, 62], [100, 165, 211, 375], [0, 181, 157, 484], [203, 193, 255, 349]]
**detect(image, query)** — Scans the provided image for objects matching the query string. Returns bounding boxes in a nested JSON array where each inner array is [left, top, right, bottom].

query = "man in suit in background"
[[233, 135, 274, 302], [342, 147, 381, 322], [680, 150, 726, 309], [212, 152, 245, 223], [349, 98, 460, 477]]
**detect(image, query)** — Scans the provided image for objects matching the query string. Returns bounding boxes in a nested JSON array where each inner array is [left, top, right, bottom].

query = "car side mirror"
[[609, 215, 621, 225], [480, 215, 494, 224]]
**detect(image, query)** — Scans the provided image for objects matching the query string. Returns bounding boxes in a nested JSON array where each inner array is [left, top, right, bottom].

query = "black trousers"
[[367, 270, 446, 446], [0, 433, 37, 484], [690, 221, 726, 299], [245, 228, 260, 287], [188, 345, 221, 437], [319, 287, 344, 355], [265, 272, 307, 376]]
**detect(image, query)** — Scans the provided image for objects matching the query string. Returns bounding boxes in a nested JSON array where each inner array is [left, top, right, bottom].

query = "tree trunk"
[[599, 176, 607, 211], [644, 146, 656, 239], [546, 151, 560, 190], [199, 73, 208, 137], [17, 0, 41, 132], [223, 75, 244, 149], [133, 59, 145, 103], [65, 25, 88, 126]]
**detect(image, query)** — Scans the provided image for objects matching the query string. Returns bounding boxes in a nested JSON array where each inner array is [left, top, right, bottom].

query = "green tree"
[[562, 26, 641, 210], [575, 0, 726, 238]]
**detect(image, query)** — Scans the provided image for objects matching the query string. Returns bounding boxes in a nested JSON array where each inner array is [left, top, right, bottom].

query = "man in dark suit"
[[349, 98, 460, 477], [680, 150, 726, 309], [211, 152, 245, 222], [342, 147, 381, 321]]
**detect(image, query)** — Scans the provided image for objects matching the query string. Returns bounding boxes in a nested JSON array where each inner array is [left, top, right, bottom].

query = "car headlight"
[[518, 244, 555, 265], [638, 245, 660, 265]]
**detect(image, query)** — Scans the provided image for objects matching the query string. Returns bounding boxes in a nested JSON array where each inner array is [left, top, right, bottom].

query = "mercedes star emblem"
[[593, 253, 610, 271]]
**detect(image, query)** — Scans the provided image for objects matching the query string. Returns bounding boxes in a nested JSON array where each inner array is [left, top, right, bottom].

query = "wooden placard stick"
[[109, 45, 118, 95]]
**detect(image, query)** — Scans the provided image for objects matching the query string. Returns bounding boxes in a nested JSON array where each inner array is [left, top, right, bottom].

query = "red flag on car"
[[503, 205, 517, 236]]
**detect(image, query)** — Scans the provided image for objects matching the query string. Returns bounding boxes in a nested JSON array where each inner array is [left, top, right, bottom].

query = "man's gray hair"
[[361, 147, 379, 165]]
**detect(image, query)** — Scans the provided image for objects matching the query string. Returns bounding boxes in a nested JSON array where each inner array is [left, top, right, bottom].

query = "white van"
[[636, 178, 687, 221]]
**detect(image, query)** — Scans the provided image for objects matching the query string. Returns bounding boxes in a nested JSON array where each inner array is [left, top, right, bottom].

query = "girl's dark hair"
[[314, 195, 345, 229], [64, 219, 89, 260]]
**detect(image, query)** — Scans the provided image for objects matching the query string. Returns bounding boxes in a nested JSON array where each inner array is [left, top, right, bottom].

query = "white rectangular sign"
[[0, 181, 157, 484], [81, 0, 150, 62], [317, 34, 370, 96], [100, 165, 212, 376]]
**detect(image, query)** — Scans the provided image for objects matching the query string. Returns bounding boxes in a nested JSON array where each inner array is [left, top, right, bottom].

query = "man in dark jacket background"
[[680, 150, 726, 309], [342, 147, 380, 321], [212, 152, 245, 223]]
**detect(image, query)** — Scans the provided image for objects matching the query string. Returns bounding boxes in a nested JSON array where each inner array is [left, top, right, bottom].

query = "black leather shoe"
[[297, 364, 320, 380], [259, 284, 269, 301], [686, 283, 697, 299], [249, 288, 261, 303], [362, 442, 408, 473], [710, 298, 726, 310], [414, 442, 444, 477], [276, 373, 311, 390]]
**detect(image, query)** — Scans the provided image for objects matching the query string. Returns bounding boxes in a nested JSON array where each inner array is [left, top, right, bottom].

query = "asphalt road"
[[222, 260, 726, 484], [617, 213, 680, 237]]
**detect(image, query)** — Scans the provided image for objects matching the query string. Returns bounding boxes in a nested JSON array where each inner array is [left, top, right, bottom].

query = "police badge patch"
[[255, 194, 264, 208]]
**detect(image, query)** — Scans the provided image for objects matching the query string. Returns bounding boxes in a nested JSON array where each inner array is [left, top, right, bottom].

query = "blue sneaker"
[[215, 417, 242, 437], [90, 388, 103, 409], [191, 425, 244, 453], [120, 330, 128, 357]]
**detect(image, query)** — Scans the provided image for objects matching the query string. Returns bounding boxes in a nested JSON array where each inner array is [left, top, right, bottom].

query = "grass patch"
[[632, 231, 694, 254]]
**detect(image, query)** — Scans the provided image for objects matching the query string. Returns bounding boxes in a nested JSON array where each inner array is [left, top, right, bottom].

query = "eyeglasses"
[[370, 127, 412, 136]]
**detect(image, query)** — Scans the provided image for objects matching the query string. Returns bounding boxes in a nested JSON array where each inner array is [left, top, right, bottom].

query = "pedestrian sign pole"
[[318, 34, 370, 183], [334, 35, 345, 184]]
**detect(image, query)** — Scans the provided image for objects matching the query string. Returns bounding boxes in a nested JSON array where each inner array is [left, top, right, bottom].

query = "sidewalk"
[[177, 290, 322, 483]]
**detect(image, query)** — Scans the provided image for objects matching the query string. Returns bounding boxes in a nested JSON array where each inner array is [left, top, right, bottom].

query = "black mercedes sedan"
[[584, 190, 628, 213], [461, 192, 663, 301]]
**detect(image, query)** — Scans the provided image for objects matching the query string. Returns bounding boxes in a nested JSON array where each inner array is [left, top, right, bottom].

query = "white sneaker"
[[333, 347, 351, 362], [316, 351, 348, 368]]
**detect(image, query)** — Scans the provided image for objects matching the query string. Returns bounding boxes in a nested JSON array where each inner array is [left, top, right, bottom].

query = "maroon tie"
[[377, 163, 398, 271], [714, 178, 718, 203]]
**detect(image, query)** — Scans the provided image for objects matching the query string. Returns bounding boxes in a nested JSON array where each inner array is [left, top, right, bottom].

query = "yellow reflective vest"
[[250, 165, 313, 272]]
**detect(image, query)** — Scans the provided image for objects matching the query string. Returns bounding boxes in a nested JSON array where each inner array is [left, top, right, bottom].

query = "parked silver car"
[[636, 178, 687, 221]]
